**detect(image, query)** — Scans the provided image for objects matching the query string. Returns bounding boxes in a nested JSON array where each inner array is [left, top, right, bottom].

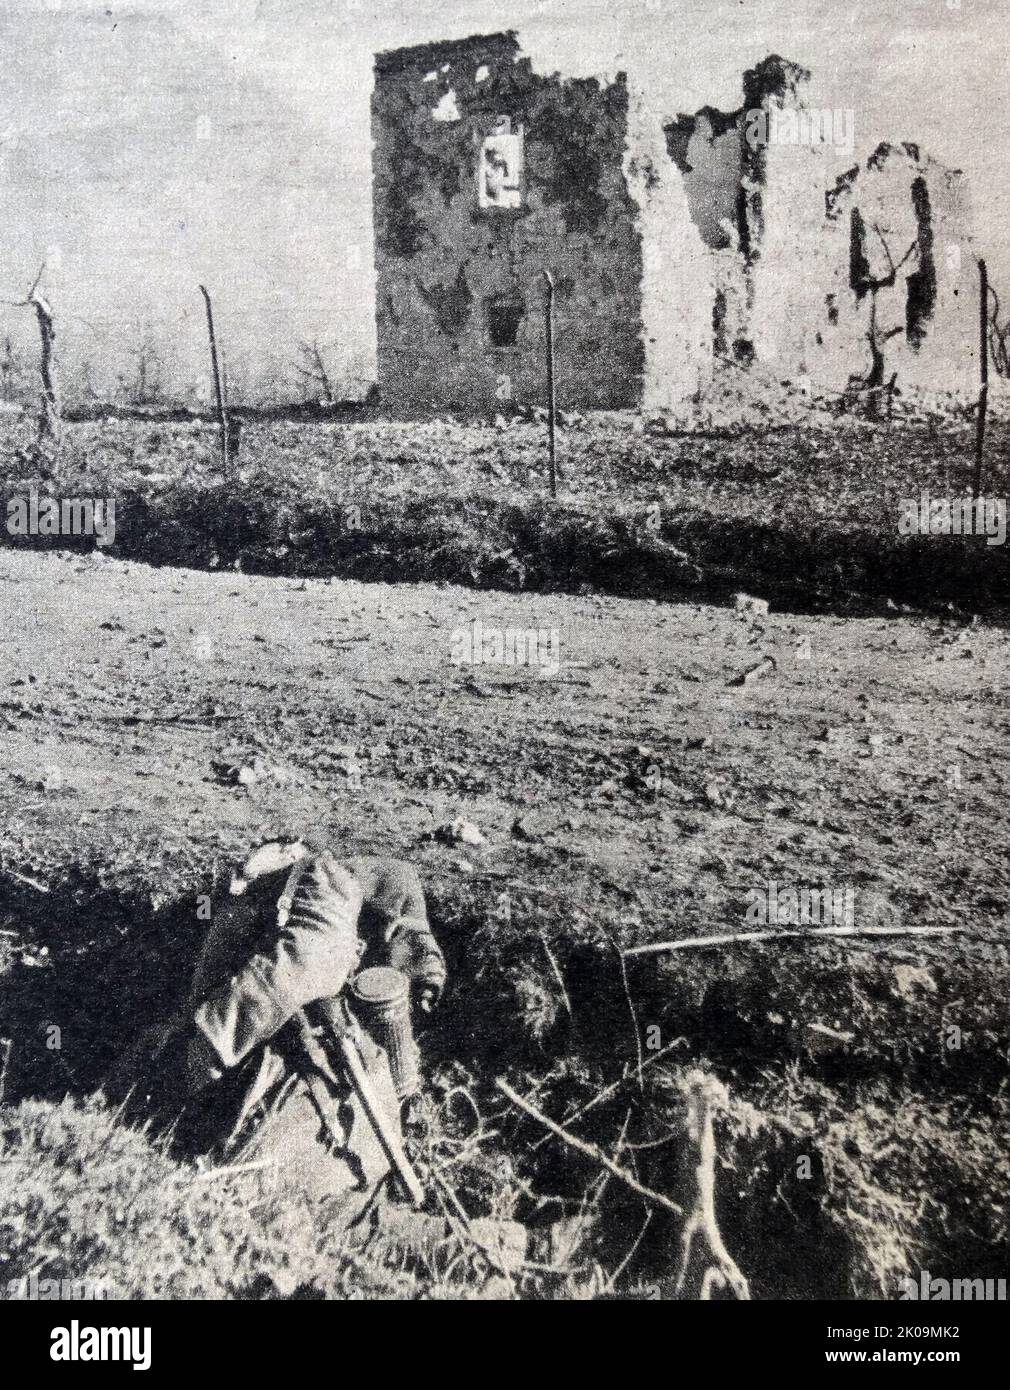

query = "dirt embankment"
[[2, 413, 1009, 613]]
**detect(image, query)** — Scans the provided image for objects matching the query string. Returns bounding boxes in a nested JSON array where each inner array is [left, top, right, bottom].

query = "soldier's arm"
[[387, 919, 446, 1011], [348, 857, 446, 1009]]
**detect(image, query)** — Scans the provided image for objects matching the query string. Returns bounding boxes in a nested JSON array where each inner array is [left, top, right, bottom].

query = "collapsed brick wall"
[[371, 32, 645, 415]]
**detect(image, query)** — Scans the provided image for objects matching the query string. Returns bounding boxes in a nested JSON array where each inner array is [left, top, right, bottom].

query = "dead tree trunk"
[[29, 289, 60, 453], [856, 226, 916, 416], [1, 266, 62, 465]]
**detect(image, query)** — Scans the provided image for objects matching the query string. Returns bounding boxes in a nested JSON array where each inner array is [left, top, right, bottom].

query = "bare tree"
[[987, 282, 1010, 377], [294, 339, 335, 403], [2, 264, 61, 457], [132, 322, 165, 406], [859, 223, 917, 394]]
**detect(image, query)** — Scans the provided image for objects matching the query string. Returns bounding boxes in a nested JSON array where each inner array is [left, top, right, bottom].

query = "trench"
[[1, 872, 1008, 1298]]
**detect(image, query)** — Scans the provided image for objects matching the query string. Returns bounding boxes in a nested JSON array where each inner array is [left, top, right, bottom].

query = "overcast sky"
[[18, 0, 1009, 225], [200, 0, 1010, 270]]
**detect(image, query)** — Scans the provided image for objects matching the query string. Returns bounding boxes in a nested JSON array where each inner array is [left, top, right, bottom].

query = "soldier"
[[107, 839, 445, 1211]]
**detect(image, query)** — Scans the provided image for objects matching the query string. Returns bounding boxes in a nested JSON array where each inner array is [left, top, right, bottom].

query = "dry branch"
[[624, 924, 962, 958], [496, 1078, 684, 1218], [500, 1072, 750, 1300], [1, 865, 50, 894], [193, 1158, 277, 1182], [858, 225, 917, 396], [294, 340, 335, 403]]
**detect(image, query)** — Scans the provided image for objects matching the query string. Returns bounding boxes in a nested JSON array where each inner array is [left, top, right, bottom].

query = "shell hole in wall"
[[432, 89, 461, 122]]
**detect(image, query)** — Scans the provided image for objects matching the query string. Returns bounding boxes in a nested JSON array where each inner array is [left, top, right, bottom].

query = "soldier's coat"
[[108, 854, 445, 1205]]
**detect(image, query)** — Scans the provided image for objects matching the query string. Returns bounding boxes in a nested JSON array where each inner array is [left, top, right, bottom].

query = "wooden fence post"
[[973, 257, 988, 499], [199, 284, 230, 471], [543, 270, 558, 498]]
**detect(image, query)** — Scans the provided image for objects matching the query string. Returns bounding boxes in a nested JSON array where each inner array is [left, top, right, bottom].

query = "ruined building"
[[371, 33, 977, 415]]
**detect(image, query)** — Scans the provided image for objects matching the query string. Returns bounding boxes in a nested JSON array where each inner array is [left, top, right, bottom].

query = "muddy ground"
[[1, 544, 1009, 1298]]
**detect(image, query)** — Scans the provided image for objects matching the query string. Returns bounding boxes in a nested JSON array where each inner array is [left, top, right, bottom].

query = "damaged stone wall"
[[741, 60, 835, 383], [657, 58, 844, 404], [373, 34, 977, 416], [651, 57, 977, 407], [372, 32, 645, 415], [624, 90, 715, 410]]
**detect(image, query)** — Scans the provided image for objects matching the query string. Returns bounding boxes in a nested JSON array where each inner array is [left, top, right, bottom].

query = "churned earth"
[[0, 544, 1008, 1298]]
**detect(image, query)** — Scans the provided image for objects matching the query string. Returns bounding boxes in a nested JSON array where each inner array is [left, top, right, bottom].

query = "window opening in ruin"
[[905, 176, 936, 349], [486, 295, 524, 347], [478, 116, 523, 209], [849, 209, 870, 298], [432, 89, 460, 122], [713, 289, 728, 357]]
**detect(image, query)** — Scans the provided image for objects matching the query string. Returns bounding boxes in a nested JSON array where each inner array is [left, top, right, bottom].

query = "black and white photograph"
[[0, 0, 1007, 1350]]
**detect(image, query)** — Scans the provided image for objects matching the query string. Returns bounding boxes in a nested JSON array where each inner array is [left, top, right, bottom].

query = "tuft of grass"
[[0, 1094, 526, 1300]]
